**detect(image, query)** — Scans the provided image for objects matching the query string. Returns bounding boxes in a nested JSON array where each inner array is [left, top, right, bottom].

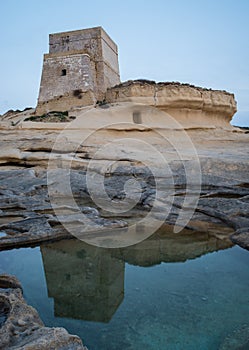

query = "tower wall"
[[38, 53, 94, 103], [36, 27, 120, 114]]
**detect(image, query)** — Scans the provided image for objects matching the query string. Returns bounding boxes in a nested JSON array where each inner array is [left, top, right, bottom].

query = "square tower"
[[36, 27, 120, 114]]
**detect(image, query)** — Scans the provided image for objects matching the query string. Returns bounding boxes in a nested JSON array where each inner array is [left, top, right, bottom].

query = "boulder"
[[0, 274, 87, 349]]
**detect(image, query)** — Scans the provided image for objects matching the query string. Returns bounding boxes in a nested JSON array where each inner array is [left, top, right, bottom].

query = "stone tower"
[[36, 27, 120, 114]]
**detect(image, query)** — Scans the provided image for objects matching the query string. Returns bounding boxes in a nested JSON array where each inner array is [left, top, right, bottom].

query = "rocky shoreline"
[[0, 274, 87, 349], [0, 99, 248, 250], [0, 82, 249, 348]]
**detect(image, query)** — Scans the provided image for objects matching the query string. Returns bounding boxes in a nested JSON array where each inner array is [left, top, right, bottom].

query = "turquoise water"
[[0, 232, 249, 350]]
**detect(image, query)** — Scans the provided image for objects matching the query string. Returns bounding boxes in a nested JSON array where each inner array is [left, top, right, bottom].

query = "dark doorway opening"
[[133, 111, 142, 124]]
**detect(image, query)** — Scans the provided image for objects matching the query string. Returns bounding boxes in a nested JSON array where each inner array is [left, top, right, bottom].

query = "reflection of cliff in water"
[[113, 226, 233, 267], [41, 226, 233, 323]]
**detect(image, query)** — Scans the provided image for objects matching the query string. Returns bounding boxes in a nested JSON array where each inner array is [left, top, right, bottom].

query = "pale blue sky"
[[1, 0, 248, 125]]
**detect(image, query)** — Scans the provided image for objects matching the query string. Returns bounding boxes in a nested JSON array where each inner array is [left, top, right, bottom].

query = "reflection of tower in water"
[[41, 227, 233, 323], [40, 240, 124, 323]]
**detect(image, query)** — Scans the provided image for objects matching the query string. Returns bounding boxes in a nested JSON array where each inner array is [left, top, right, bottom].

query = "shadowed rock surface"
[[219, 324, 249, 350], [0, 169, 127, 250], [0, 274, 87, 349]]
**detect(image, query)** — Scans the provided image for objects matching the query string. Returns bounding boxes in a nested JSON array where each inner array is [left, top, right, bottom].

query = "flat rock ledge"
[[105, 79, 237, 129], [0, 274, 87, 350]]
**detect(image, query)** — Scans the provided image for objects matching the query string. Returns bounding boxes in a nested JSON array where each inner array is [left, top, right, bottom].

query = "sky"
[[0, 0, 248, 126]]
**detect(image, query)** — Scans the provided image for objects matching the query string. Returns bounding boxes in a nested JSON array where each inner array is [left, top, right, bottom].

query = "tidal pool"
[[0, 230, 249, 350]]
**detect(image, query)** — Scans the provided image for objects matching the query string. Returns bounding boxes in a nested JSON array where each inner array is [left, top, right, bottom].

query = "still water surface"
[[0, 231, 249, 350]]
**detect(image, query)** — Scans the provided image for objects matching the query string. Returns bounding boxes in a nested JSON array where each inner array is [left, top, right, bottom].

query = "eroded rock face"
[[0, 160, 248, 250], [105, 80, 237, 129], [0, 102, 248, 250], [0, 169, 127, 250], [0, 274, 87, 349], [230, 228, 249, 250]]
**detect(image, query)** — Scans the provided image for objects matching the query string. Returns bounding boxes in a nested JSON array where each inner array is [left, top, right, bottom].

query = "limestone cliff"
[[106, 80, 237, 129]]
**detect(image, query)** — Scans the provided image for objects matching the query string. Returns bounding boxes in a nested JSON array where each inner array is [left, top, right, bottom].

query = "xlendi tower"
[[36, 27, 120, 114]]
